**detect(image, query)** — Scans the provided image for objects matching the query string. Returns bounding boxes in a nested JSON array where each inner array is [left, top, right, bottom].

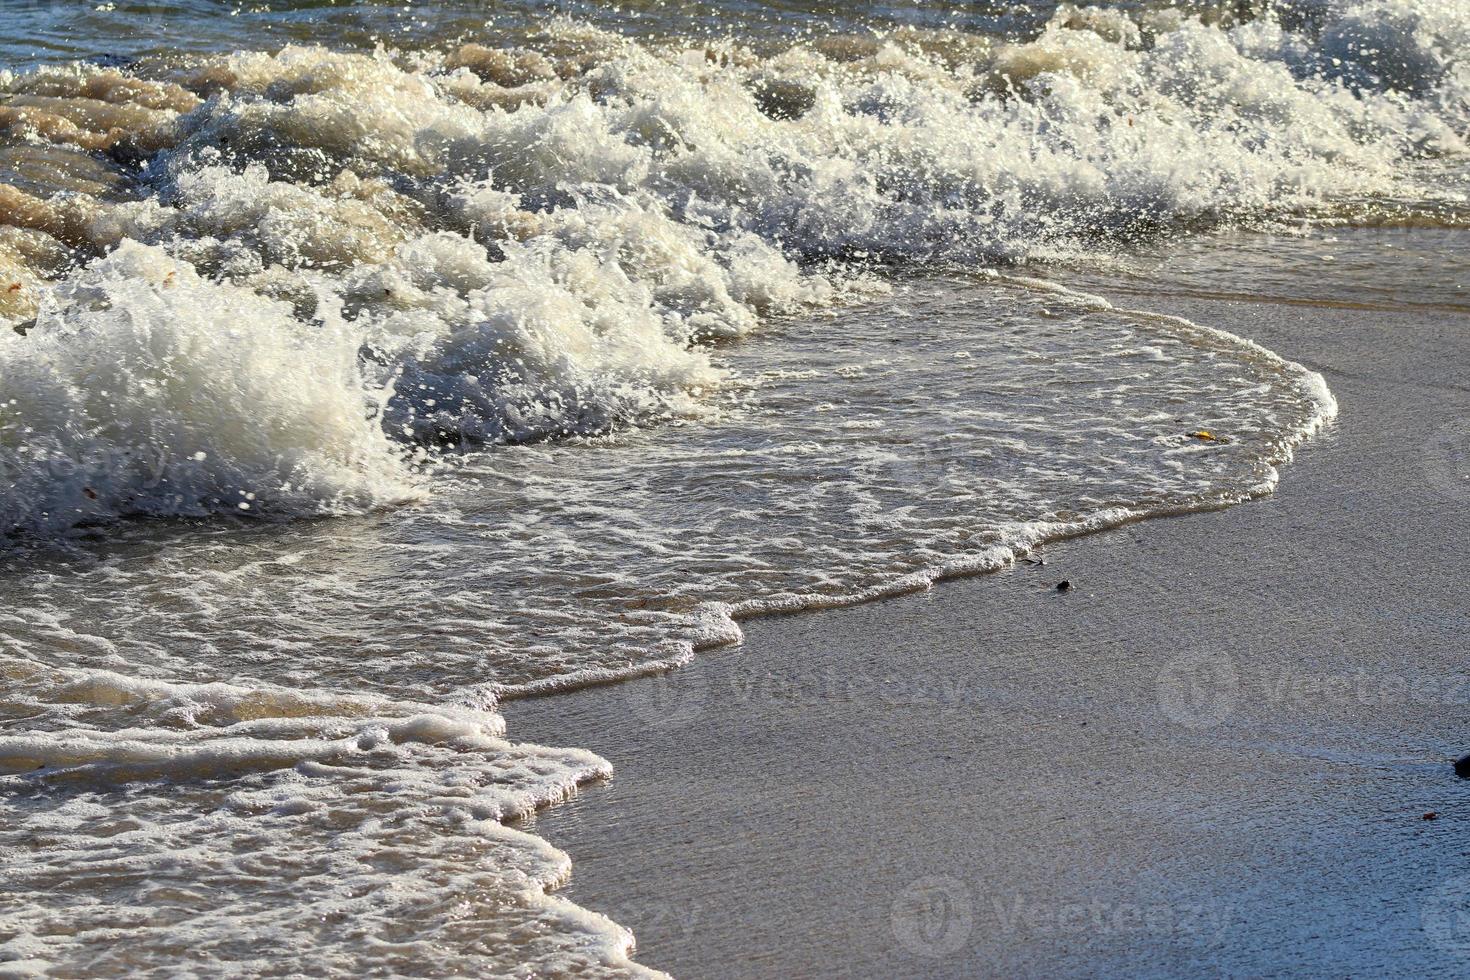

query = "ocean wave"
[[0, 0, 1461, 535]]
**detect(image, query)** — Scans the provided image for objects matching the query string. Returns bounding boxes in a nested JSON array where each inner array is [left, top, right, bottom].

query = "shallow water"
[[0, 1, 1082, 70], [0, 1, 1464, 974]]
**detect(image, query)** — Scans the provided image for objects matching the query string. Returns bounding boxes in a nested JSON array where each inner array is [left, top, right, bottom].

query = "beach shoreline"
[[506, 226, 1470, 978], [2, 2, 1468, 973]]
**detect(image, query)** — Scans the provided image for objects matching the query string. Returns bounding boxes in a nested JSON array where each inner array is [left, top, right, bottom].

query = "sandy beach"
[[507, 226, 1470, 977]]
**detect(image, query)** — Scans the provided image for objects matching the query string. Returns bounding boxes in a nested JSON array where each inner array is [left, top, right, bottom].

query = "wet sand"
[[506, 228, 1470, 978]]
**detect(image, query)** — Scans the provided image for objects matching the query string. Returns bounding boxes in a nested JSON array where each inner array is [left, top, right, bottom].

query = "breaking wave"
[[0, 0, 1463, 535]]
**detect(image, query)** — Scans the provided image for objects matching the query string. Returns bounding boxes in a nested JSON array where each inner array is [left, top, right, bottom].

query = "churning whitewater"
[[0, 0, 1463, 974], [0, 0, 1463, 534]]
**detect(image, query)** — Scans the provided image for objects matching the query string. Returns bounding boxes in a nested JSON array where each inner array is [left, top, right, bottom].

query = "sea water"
[[0, 1, 1464, 974]]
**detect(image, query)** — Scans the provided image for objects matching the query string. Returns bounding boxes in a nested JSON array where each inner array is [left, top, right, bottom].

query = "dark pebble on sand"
[[1056, 580, 1071, 592]]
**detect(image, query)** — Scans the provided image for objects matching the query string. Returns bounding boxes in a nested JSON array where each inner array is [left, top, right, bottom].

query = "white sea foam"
[[0, 661, 653, 977], [0, 241, 418, 535], [0, 0, 1461, 533]]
